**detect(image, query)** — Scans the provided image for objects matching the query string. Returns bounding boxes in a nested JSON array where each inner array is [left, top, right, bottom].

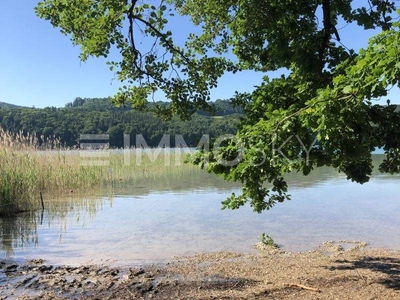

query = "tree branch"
[[128, 0, 143, 74], [273, 93, 357, 134], [132, 15, 194, 69], [318, 0, 333, 73]]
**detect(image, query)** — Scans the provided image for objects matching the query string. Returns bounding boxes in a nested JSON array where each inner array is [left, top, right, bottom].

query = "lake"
[[1, 154, 399, 266]]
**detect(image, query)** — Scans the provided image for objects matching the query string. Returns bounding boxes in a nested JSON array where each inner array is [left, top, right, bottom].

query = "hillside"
[[0, 102, 24, 109], [0, 98, 241, 148]]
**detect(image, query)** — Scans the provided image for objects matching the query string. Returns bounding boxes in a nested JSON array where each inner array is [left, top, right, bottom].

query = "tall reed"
[[0, 130, 198, 216], [0, 130, 105, 216]]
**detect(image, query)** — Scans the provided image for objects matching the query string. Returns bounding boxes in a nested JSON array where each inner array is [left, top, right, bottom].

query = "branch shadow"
[[327, 255, 400, 290]]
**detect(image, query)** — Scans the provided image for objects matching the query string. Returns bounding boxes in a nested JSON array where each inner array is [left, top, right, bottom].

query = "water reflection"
[[0, 195, 110, 259], [1, 155, 399, 265], [0, 213, 39, 257]]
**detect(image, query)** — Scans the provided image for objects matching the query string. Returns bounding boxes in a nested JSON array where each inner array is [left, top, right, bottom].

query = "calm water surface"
[[1, 155, 399, 266]]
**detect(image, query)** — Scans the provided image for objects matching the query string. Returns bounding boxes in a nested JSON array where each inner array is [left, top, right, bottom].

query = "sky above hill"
[[0, 1, 399, 108]]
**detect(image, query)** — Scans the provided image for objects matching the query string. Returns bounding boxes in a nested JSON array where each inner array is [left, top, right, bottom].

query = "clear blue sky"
[[0, 1, 398, 108]]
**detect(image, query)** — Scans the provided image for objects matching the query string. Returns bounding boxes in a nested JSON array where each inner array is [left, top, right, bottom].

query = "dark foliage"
[[0, 98, 241, 148]]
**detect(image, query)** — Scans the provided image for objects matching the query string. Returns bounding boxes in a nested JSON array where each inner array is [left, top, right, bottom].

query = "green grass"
[[259, 233, 279, 249]]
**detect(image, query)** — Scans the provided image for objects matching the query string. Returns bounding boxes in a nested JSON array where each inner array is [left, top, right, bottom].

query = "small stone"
[[130, 268, 145, 277], [39, 265, 53, 273], [5, 264, 18, 272], [107, 282, 115, 290]]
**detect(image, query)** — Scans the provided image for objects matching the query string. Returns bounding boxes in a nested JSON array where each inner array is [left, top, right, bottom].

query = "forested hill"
[[0, 98, 242, 148], [64, 97, 243, 115], [0, 102, 25, 109]]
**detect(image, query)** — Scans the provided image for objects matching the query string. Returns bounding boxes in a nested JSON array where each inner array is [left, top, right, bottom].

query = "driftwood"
[[284, 283, 321, 292]]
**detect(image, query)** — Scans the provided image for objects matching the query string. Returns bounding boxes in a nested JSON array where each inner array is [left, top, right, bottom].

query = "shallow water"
[[1, 155, 399, 266]]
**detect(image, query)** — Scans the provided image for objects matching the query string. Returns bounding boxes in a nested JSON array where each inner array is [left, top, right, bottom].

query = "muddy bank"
[[2, 241, 400, 299]]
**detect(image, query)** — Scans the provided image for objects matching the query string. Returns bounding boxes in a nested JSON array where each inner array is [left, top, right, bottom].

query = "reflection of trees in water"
[[113, 155, 399, 196], [44, 195, 111, 225], [0, 195, 109, 258], [0, 212, 39, 258], [277, 155, 399, 189], [113, 167, 240, 196]]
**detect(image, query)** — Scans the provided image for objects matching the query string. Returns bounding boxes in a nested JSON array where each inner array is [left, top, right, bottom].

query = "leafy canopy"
[[36, 0, 400, 212]]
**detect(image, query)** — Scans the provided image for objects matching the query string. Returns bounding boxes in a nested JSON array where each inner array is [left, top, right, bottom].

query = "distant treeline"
[[0, 98, 242, 148]]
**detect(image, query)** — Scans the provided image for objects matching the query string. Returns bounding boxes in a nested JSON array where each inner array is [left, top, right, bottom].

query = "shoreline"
[[2, 241, 400, 299], [0, 240, 372, 269]]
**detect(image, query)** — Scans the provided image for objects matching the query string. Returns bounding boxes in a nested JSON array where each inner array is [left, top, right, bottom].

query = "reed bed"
[[0, 130, 198, 216]]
